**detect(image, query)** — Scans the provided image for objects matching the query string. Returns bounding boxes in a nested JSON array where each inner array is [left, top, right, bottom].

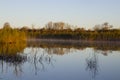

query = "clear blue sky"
[[0, 0, 120, 29]]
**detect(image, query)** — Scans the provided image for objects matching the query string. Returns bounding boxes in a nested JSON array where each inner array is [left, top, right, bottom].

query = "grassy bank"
[[0, 22, 26, 43]]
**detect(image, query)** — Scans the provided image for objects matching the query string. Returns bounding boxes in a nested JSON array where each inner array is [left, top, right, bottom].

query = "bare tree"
[[94, 22, 113, 31], [3, 22, 12, 30]]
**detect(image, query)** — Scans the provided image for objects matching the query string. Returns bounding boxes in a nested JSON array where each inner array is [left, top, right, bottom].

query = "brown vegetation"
[[24, 22, 120, 41]]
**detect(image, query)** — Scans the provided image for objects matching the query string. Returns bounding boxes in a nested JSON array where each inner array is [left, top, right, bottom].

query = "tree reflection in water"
[[25, 44, 76, 75], [0, 43, 27, 76], [44, 47, 74, 55], [0, 41, 119, 78], [28, 41, 120, 78], [86, 50, 99, 80], [26, 47, 56, 75]]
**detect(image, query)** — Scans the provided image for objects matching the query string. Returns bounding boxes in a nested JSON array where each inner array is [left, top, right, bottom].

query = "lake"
[[0, 41, 120, 80]]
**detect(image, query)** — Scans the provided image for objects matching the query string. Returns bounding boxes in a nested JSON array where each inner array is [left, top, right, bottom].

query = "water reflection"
[[26, 48, 55, 75], [86, 50, 99, 79], [0, 41, 120, 80], [0, 43, 27, 76], [28, 41, 120, 51]]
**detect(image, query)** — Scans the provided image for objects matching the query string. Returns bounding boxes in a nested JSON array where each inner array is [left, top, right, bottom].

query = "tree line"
[[23, 22, 120, 41], [0, 22, 120, 41]]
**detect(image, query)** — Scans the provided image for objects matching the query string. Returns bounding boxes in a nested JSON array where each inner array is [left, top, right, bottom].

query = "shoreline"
[[27, 38, 120, 44]]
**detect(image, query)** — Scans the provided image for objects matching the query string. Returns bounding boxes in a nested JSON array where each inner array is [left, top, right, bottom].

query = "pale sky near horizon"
[[0, 0, 120, 29]]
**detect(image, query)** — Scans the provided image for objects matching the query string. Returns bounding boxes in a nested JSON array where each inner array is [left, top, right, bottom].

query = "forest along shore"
[[24, 22, 120, 41], [0, 22, 120, 42]]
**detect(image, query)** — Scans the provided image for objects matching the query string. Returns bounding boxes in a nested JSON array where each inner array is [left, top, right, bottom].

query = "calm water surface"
[[0, 41, 120, 80]]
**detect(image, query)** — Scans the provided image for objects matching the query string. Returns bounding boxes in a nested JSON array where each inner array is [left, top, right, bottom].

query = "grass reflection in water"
[[0, 42, 27, 76]]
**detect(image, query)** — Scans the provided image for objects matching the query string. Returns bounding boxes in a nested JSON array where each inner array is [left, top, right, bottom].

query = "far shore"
[[27, 38, 120, 44]]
